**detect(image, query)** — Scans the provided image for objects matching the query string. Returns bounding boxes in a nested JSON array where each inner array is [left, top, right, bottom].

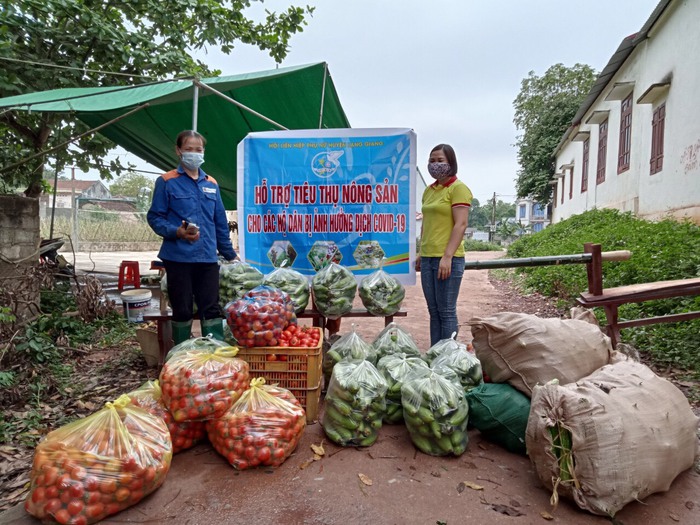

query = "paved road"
[[63, 250, 162, 275]]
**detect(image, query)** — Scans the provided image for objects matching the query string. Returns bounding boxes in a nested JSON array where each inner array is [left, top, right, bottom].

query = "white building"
[[552, 0, 700, 225], [515, 197, 550, 233]]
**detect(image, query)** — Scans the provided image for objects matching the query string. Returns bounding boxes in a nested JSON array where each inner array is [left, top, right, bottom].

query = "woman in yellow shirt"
[[416, 144, 472, 346]]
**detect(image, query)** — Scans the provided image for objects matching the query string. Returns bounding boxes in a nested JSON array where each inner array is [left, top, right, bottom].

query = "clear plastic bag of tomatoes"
[[223, 288, 297, 347], [24, 394, 172, 525], [206, 377, 306, 470], [127, 380, 206, 453], [159, 347, 250, 422], [164, 334, 230, 363]]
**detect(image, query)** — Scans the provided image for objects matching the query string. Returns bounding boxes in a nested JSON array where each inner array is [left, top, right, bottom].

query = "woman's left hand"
[[438, 256, 452, 280]]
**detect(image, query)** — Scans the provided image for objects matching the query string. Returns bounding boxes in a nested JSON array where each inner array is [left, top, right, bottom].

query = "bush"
[[463, 239, 503, 252], [506, 209, 700, 373]]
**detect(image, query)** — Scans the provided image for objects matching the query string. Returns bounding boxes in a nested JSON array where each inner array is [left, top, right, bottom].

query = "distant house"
[[515, 197, 550, 233], [551, 0, 700, 225], [42, 180, 111, 209]]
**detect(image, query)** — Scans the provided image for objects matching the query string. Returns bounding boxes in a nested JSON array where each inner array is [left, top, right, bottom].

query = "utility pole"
[[489, 192, 497, 242]]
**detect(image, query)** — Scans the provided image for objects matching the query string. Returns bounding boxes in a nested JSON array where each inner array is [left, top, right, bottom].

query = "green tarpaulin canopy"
[[0, 62, 350, 209]]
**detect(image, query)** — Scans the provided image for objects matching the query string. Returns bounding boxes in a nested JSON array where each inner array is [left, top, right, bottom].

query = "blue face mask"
[[428, 162, 452, 179], [181, 152, 205, 170]]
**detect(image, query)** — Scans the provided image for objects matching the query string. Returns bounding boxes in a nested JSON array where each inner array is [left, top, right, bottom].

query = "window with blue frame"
[[533, 222, 544, 232], [519, 204, 526, 219], [532, 203, 545, 219]]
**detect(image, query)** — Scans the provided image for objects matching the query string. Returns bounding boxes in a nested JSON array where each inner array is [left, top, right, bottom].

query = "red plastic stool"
[[150, 260, 166, 276], [118, 261, 141, 291]]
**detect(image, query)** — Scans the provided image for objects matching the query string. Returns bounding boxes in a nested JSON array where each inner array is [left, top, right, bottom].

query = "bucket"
[[121, 289, 152, 323]]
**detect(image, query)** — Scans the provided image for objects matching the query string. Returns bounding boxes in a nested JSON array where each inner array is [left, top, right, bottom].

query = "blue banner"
[[237, 128, 416, 284]]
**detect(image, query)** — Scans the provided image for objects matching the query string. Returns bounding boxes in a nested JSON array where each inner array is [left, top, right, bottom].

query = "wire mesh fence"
[[41, 208, 160, 245]]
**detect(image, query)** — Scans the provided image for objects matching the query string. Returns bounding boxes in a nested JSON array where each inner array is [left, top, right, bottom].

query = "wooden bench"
[[576, 243, 700, 347], [143, 307, 407, 368], [297, 308, 407, 333]]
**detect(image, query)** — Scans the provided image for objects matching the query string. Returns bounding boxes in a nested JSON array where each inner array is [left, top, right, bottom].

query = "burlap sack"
[[526, 358, 699, 517], [468, 312, 612, 396]]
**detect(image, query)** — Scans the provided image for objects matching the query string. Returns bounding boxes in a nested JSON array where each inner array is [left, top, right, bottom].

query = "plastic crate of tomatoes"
[[234, 325, 323, 422]]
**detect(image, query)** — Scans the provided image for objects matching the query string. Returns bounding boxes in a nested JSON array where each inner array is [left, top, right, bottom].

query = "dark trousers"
[[162, 260, 221, 322]]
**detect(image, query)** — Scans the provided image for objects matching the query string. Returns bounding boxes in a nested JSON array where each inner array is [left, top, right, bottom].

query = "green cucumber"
[[417, 406, 435, 424], [325, 404, 359, 430]]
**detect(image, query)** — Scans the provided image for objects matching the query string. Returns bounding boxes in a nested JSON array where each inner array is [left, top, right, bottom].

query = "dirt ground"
[[2, 251, 699, 525]]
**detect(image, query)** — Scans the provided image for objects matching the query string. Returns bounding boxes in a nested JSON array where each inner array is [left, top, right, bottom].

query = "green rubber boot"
[[171, 320, 193, 346], [201, 318, 225, 342]]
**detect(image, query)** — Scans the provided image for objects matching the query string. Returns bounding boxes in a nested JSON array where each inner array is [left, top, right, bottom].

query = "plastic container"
[[121, 289, 153, 323], [235, 328, 323, 422]]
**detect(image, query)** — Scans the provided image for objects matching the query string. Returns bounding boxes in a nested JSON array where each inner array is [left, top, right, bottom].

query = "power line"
[[0, 56, 159, 80]]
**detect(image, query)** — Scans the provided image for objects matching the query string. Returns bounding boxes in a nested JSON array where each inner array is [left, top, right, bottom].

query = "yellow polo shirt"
[[420, 176, 472, 257]]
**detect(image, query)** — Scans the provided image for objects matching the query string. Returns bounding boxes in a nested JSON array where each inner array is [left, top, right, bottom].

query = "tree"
[[468, 198, 516, 230], [513, 63, 596, 204], [109, 172, 155, 199], [0, 0, 313, 197]]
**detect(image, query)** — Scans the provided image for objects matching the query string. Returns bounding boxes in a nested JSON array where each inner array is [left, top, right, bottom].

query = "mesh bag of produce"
[[465, 382, 530, 455], [424, 335, 461, 365], [165, 335, 231, 363], [311, 262, 357, 319], [376, 353, 429, 424], [262, 266, 310, 314], [206, 378, 306, 470], [358, 267, 405, 316], [159, 347, 250, 422], [322, 360, 388, 447], [372, 324, 422, 361], [224, 286, 297, 347], [24, 395, 172, 524], [430, 345, 483, 393], [219, 261, 264, 305], [323, 324, 377, 387], [126, 380, 206, 454], [401, 370, 469, 456]]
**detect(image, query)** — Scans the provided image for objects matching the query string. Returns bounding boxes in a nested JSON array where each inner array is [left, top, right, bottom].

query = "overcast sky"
[[101, 0, 660, 205]]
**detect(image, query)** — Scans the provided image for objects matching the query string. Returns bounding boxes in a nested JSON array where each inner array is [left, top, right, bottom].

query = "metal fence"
[[40, 208, 160, 248]]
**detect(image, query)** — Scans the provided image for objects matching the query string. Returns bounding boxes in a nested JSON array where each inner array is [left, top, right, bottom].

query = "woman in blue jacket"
[[147, 130, 238, 344]]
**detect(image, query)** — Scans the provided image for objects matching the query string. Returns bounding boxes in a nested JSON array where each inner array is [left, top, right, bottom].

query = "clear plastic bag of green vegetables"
[[323, 324, 377, 387], [430, 344, 483, 393], [219, 260, 263, 305], [372, 324, 422, 361], [311, 262, 357, 319], [322, 359, 388, 447], [262, 265, 310, 314], [376, 353, 429, 424], [358, 266, 405, 316], [424, 333, 461, 365], [401, 369, 469, 456]]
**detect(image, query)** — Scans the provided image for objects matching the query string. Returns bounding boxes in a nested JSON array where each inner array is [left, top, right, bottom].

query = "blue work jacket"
[[147, 166, 237, 263]]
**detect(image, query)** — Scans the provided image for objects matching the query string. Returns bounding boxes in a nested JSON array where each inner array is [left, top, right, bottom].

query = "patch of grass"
[[506, 209, 700, 372], [463, 239, 504, 252]]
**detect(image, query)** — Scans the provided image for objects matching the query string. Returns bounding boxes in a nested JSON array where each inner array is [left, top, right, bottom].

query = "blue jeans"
[[420, 256, 465, 346]]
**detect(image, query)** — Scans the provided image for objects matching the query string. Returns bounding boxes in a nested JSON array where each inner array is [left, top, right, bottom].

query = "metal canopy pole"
[[193, 80, 288, 130], [318, 62, 328, 129], [192, 81, 199, 131]]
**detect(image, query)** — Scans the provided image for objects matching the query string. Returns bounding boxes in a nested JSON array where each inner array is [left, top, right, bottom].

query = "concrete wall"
[[553, 0, 700, 224], [0, 194, 41, 326]]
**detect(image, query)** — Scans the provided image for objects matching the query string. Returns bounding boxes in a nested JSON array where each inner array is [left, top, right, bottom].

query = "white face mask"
[[181, 152, 205, 170]]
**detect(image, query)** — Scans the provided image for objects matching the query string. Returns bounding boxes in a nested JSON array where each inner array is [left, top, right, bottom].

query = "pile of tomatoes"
[[127, 381, 206, 454], [24, 402, 171, 525], [159, 350, 250, 422], [225, 286, 297, 347], [276, 325, 321, 348], [206, 382, 306, 470]]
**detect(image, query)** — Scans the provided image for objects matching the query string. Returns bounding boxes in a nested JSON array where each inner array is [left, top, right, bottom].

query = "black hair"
[[176, 130, 206, 148], [430, 143, 458, 175]]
